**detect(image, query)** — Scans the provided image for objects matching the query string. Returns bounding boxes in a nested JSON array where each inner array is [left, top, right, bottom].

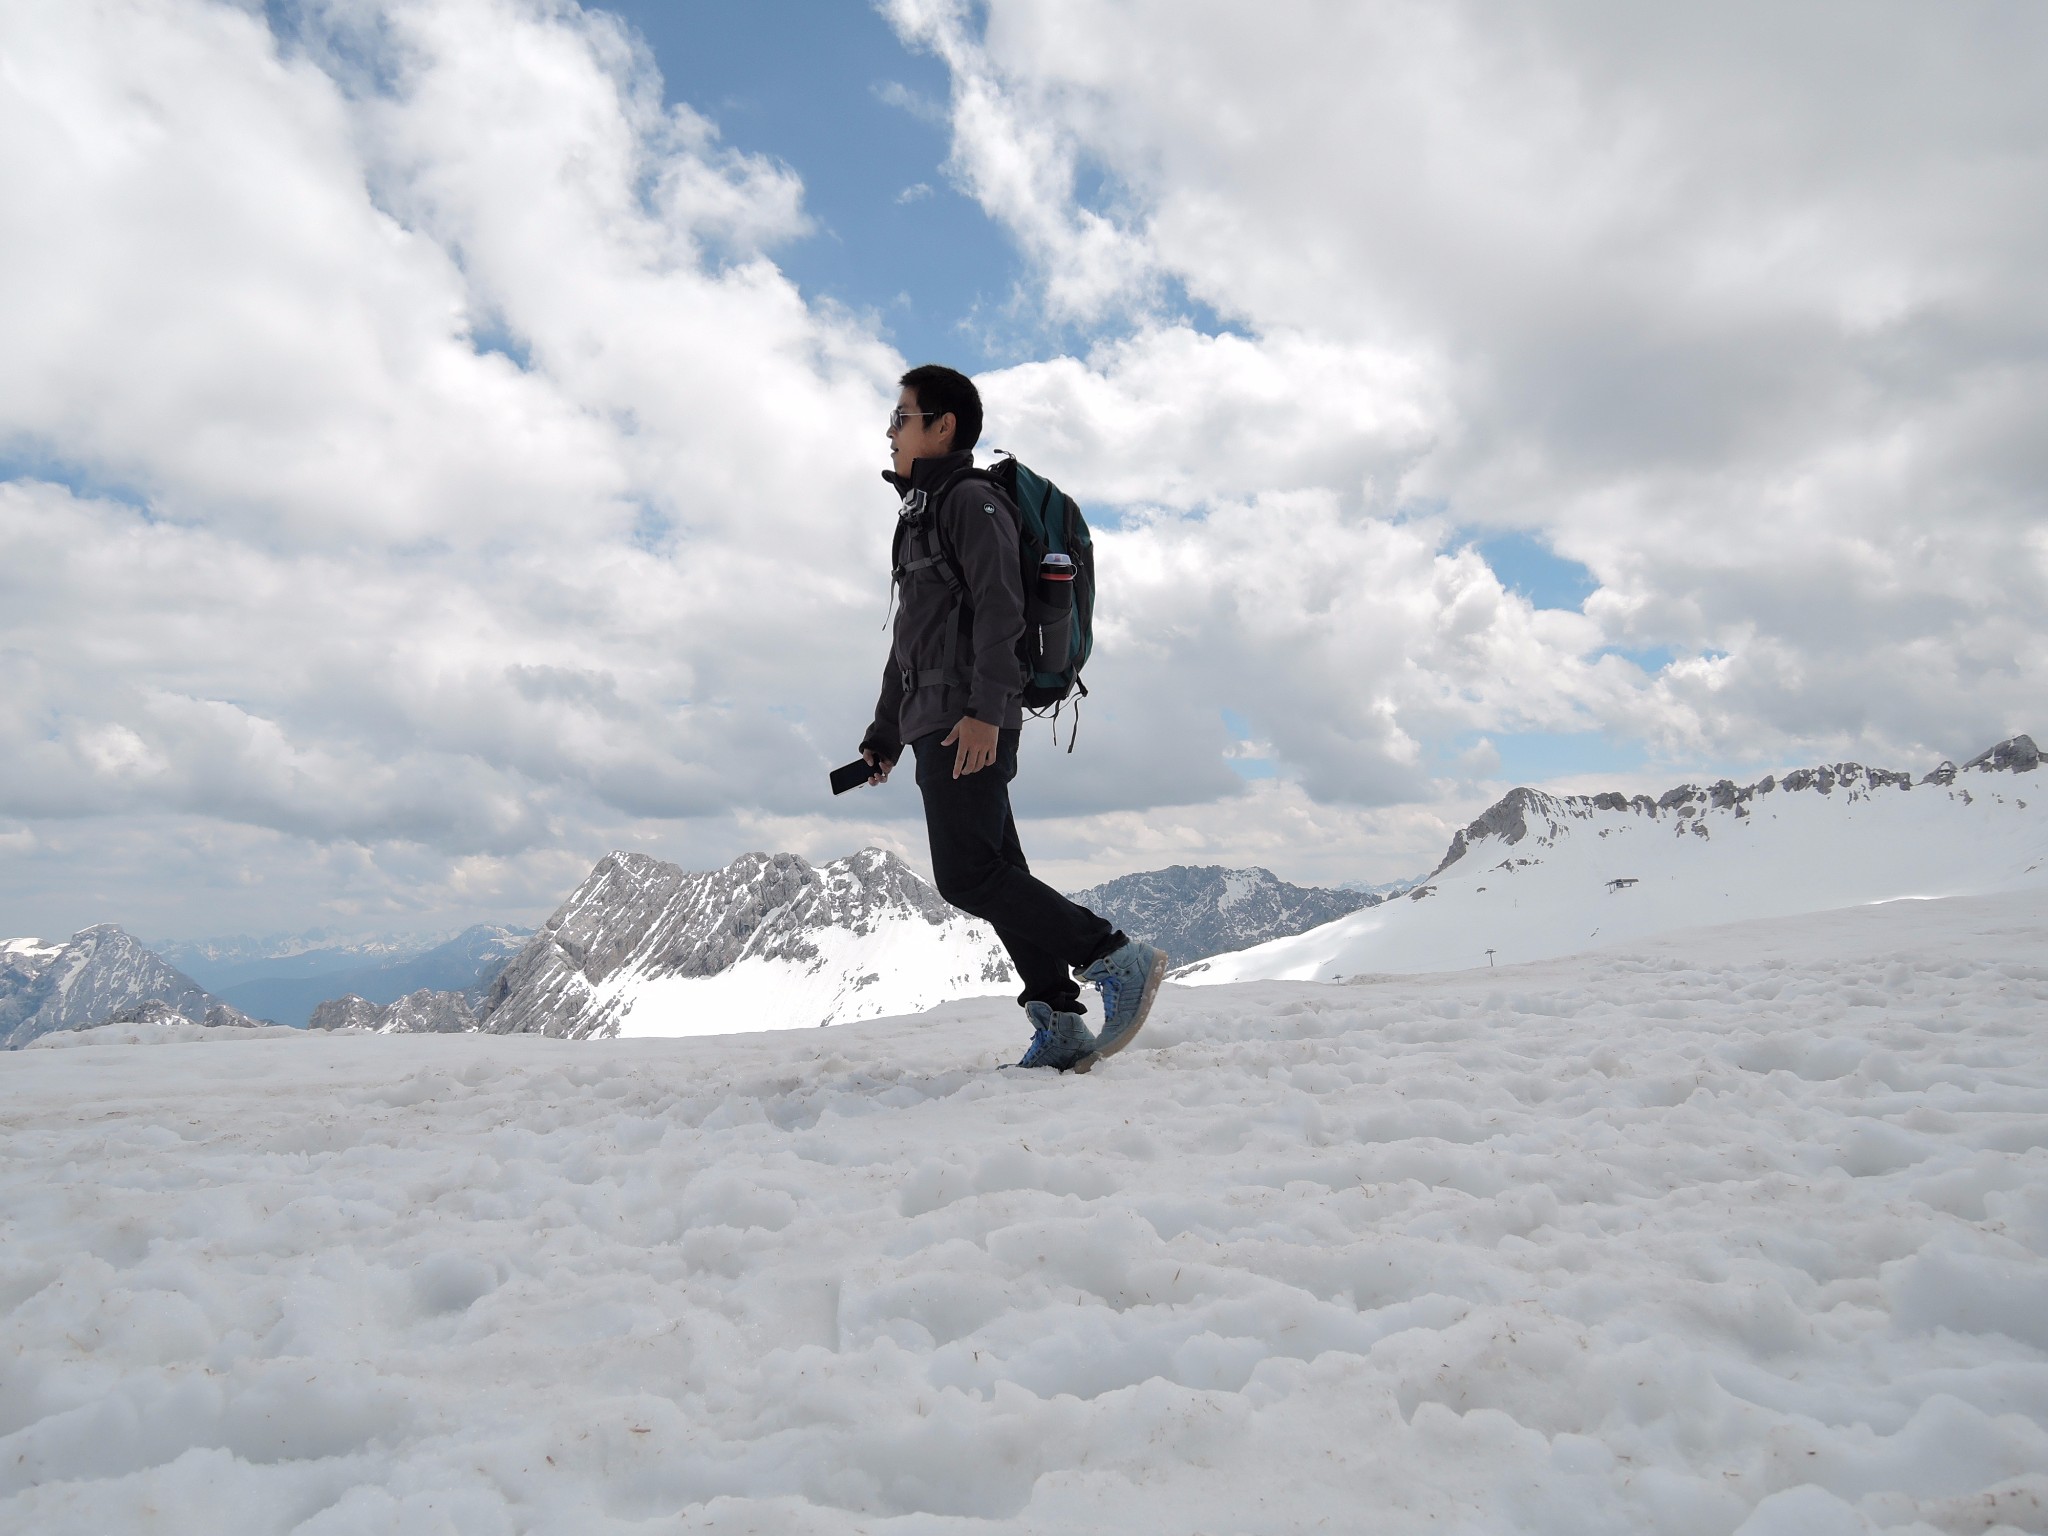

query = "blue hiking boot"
[[1078, 939, 1168, 1060], [1016, 1000, 1098, 1072]]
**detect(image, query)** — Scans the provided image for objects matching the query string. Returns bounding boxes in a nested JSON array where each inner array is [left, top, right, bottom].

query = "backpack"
[[900, 454, 1095, 730]]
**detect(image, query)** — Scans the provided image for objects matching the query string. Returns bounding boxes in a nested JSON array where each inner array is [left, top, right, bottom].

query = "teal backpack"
[[921, 452, 1096, 729], [982, 453, 1094, 712]]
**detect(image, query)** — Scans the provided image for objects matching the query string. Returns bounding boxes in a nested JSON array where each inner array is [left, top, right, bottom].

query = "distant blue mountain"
[[204, 925, 530, 1026]]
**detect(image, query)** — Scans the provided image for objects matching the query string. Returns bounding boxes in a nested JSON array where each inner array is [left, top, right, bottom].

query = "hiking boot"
[[1078, 939, 1167, 1059], [1016, 1000, 1098, 1072]]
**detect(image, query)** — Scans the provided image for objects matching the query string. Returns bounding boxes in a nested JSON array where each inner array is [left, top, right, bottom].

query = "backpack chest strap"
[[893, 522, 967, 594]]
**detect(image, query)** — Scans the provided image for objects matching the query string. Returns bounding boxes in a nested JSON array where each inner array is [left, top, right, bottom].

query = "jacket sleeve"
[[862, 654, 903, 763], [944, 483, 1026, 723]]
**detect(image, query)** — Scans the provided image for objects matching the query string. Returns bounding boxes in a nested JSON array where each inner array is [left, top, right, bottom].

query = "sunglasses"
[[888, 407, 942, 431]]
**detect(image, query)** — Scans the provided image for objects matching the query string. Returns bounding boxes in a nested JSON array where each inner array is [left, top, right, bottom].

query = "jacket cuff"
[[966, 690, 1014, 726]]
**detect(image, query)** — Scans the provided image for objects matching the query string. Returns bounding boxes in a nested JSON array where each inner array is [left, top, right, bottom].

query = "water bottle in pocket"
[[1032, 553, 1075, 674]]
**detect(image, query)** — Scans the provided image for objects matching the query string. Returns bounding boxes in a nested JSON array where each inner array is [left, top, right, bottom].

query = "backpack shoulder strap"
[[890, 466, 1000, 693], [899, 465, 1002, 597]]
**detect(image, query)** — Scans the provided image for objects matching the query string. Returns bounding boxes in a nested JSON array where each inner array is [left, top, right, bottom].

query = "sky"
[[1, 0, 2043, 945]]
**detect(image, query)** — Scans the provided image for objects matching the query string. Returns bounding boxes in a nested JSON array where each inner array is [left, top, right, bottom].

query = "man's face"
[[887, 385, 953, 478]]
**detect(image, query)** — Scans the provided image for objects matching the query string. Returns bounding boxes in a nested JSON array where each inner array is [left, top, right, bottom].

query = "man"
[[858, 364, 1167, 1073]]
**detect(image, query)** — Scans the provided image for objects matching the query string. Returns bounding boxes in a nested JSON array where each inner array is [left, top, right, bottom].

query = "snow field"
[[610, 912, 1013, 1039], [2, 893, 2046, 1533]]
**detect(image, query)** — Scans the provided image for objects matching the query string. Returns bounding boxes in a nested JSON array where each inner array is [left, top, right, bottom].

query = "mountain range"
[[156, 929, 450, 973], [469, 847, 1018, 1039], [1064, 865, 1378, 963], [1, 926, 245, 1050], [179, 925, 532, 1026], [1182, 734, 2043, 985], [12, 734, 2038, 1045]]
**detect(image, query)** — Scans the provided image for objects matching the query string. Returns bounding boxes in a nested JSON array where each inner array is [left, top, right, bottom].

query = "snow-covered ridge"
[[1185, 734, 2044, 984], [475, 847, 1015, 1039]]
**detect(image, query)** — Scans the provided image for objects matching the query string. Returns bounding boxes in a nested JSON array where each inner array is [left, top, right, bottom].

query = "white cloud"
[[888, 0, 2048, 771], [0, 0, 924, 935], [5, 0, 2043, 941]]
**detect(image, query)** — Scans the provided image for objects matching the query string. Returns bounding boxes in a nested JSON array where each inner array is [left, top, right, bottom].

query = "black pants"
[[911, 727, 1121, 1014]]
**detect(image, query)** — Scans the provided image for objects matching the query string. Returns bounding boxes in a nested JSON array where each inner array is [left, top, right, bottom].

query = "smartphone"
[[830, 758, 873, 795]]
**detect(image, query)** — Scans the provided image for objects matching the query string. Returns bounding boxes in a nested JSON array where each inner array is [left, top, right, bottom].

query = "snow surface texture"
[[477, 848, 1014, 1040], [1187, 743, 2045, 986], [4, 893, 2046, 1532], [1064, 864, 1375, 963]]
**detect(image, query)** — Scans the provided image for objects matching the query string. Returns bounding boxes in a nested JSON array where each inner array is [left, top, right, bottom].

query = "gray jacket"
[[862, 451, 1025, 762]]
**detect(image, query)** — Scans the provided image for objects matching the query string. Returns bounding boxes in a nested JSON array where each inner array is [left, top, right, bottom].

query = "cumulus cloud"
[[0, 0, 929, 934], [4, 0, 2043, 939], [889, 0, 2048, 771]]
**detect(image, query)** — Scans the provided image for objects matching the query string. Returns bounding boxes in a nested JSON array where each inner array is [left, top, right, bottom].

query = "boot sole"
[[1090, 947, 1168, 1064]]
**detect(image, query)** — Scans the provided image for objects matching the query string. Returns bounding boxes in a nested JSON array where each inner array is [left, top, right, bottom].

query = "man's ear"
[[935, 412, 956, 450]]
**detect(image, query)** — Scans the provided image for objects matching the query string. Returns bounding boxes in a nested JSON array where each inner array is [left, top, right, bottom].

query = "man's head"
[[890, 364, 982, 478]]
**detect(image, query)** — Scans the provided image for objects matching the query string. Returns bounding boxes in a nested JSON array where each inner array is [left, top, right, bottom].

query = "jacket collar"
[[882, 450, 974, 497]]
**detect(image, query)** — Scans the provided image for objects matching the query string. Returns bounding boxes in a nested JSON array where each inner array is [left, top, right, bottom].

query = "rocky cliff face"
[[1065, 865, 1378, 964], [474, 847, 1012, 1039], [2, 926, 231, 1049]]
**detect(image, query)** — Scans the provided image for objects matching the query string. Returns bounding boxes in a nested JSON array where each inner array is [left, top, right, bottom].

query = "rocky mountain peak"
[[3, 924, 228, 1049], [1961, 734, 2040, 775], [476, 845, 1005, 1039], [1066, 864, 1376, 965]]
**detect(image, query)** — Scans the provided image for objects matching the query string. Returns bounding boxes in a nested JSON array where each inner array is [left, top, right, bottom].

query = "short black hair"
[[900, 364, 982, 453]]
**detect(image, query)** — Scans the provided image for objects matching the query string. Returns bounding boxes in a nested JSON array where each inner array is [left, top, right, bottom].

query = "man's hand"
[[942, 716, 999, 779], [861, 747, 895, 785]]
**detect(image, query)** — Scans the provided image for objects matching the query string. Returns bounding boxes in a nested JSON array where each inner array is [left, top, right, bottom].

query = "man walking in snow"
[[856, 364, 1166, 1072]]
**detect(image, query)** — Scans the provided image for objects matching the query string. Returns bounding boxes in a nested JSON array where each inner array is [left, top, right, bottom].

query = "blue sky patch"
[[0, 446, 154, 513], [1599, 644, 1679, 674], [597, 1, 1025, 373], [1219, 708, 1276, 777], [1465, 531, 1597, 612], [1454, 729, 1646, 786]]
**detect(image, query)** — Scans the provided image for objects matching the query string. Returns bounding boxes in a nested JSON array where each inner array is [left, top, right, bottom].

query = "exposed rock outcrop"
[[471, 847, 1011, 1039], [308, 994, 385, 1032], [1429, 737, 2038, 883], [307, 989, 476, 1033], [1066, 865, 1376, 964]]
